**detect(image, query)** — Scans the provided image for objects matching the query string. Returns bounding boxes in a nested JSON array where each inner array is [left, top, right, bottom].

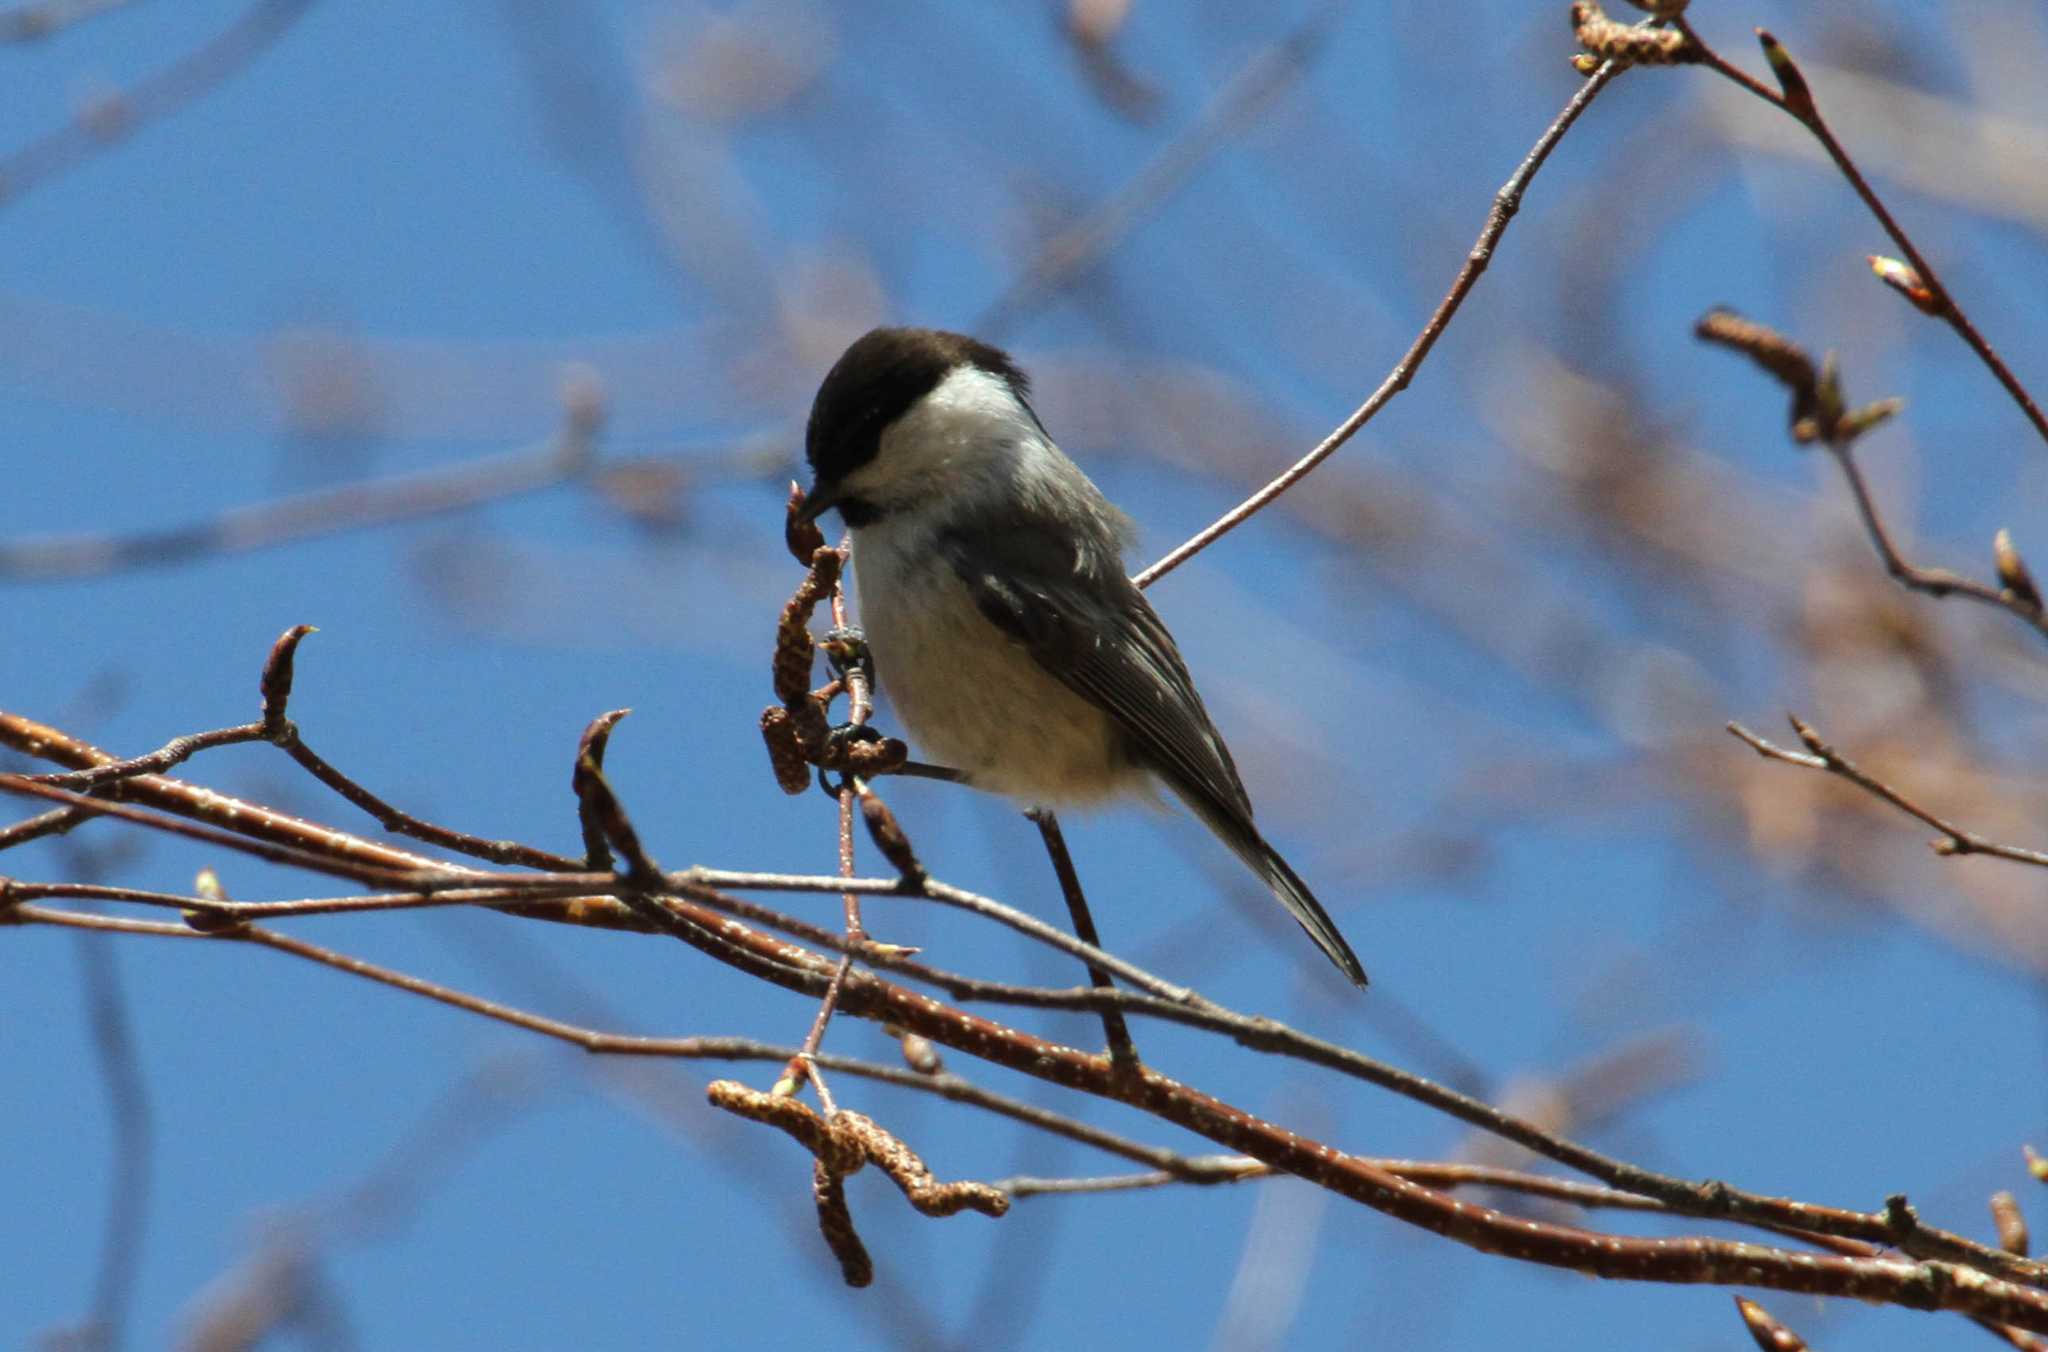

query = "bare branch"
[[1673, 20, 2048, 451], [0, 387, 607, 583], [1727, 718, 2048, 868], [1133, 40, 1626, 589], [1694, 311, 2048, 641], [0, 0, 318, 206]]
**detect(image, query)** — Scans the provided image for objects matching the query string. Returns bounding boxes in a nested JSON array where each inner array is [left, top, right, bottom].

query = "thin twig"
[[21, 899, 2048, 1325], [11, 687, 2048, 1293], [1727, 717, 2048, 868], [1133, 50, 1625, 589], [1676, 20, 2048, 452], [0, 804, 91, 851], [781, 537, 871, 1109], [0, 772, 474, 888], [1693, 311, 2048, 642], [687, 866, 1198, 1006], [21, 851, 2048, 1299], [1, 879, 610, 922], [1822, 440, 2048, 641], [0, 900, 1221, 1177], [14, 795, 2046, 1299], [7, 749, 2043, 1300]]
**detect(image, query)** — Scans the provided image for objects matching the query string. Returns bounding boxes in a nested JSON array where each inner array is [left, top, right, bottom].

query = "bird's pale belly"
[[857, 562, 1139, 806]]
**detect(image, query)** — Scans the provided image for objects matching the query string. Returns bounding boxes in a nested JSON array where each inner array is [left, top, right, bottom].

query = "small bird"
[[797, 327, 1367, 987]]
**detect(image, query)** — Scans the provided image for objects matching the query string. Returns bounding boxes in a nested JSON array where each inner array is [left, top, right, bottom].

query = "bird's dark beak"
[[794, 480, 843, 525]]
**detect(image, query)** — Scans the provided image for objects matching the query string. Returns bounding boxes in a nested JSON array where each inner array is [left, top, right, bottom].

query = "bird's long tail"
[[1183, 797, 1369, 988]]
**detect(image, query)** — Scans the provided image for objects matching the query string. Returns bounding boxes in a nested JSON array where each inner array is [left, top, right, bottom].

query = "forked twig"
[[1673, 21, 2048, 451], [1727, 717, 2048, 869]]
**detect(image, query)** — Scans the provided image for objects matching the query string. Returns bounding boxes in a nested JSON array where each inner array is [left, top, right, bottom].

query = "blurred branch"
[[0, 0, 137, 42], [44, 939, 153, 1352], [0, 0, 317, 204], [0, 390, 604, 582], [1135, 35, 1628, 588], [978, 0, 1348, 338], [1061, 0, 1160, 121], [177, 1050, 553, 1349], [1728, 716, 2048, 868]]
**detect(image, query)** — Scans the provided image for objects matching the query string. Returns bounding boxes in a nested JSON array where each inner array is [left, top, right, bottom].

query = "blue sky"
[[6, 2, 2048, 1348]]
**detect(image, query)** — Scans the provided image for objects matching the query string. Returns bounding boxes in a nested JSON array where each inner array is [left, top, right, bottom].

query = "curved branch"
[[1133, 43, 1626, 589]]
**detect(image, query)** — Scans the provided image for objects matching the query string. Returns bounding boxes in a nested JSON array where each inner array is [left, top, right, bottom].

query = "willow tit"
[[796, 327, 1367, 988]]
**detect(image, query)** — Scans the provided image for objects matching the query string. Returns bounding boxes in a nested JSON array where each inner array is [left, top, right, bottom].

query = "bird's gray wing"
[[934, 522, 1252, 816], [935, 520, 1368, 987]]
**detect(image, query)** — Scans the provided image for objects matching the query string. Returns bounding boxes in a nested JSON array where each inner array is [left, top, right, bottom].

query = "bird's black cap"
[[799, 328, 1028, 524]]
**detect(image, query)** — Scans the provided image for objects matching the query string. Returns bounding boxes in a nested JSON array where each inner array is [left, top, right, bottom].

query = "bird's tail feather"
[[1184, 798, 1368, 988]]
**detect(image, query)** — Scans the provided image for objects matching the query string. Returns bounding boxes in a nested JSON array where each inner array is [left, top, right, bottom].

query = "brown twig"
[[1134, 39, 1625, 589], [1734, 1295, 1811, 1352], [777, 547, 885, 1108], [1997, 1192, 2032, 1259], [1823, 438, 2048, 642], [852, 784, 924, 888], [13, 771, 2046, 1304], [23, 895, 2048, 1325], [991, 1150, 2048, 1352], [707, 1080, 1006, 1285], [3, 878, 600, 925], [19, 843, 2048, 1304], [1674, 21, 2048, 452], [9, 692, 2047, 1303], [12, 670, 2048, 1300], [689, 866, 1198, 1005], [1, 900, 1215, 1178], [572, 708, 633, 870], [993, 1158, 1687, 1205], [1727, 717, 2048, 869], [0, 771, 467, 888], [777, 748, 855, 1107], [1694, 312, 2048, 642], [21, 626, 591, 871]]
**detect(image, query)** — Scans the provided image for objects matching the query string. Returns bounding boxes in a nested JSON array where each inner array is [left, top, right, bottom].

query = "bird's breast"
[[851, 526, 1138, 805]]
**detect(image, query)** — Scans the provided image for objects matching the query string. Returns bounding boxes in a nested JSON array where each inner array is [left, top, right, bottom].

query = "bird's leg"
[[819, 624, 877, 743], [1027, 808, 1141, 1074]]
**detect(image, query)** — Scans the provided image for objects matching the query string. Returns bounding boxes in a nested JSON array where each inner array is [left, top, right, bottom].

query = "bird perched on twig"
[[797, 327, 1366, 988]]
